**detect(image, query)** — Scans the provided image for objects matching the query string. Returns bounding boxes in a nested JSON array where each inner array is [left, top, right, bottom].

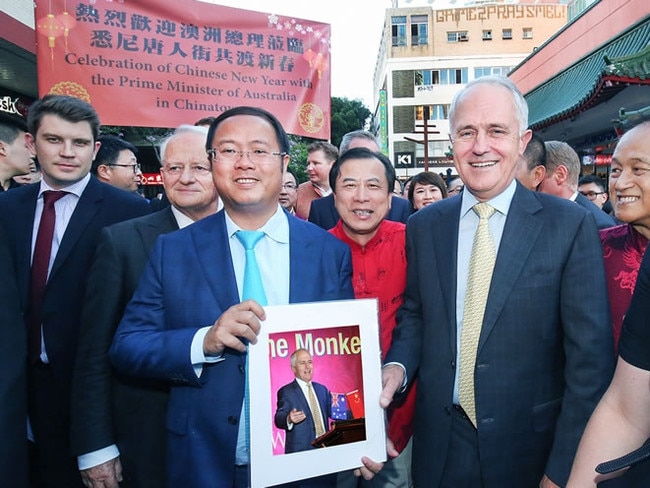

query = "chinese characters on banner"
[[35, 0, 332, 139]]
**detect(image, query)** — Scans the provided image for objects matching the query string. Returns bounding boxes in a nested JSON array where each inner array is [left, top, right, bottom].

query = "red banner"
[[35, 0, 331, 139]]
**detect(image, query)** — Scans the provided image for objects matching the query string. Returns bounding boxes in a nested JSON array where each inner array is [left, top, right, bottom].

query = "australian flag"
[[331, 392, 350, 420]]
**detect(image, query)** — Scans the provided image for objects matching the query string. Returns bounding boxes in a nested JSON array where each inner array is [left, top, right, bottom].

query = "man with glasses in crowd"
[[110, 107, 381, 487], [91, 135, 142, 194], [578, 174, 611, 212], [279, 167, 299, 216]]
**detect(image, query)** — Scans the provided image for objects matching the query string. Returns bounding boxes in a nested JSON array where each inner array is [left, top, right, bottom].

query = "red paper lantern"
[[37, 14, 64, 48], [56, 11, 77, 50]]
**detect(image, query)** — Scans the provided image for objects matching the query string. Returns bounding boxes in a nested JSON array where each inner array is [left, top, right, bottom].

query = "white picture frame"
[[249, 298, 386, 488]]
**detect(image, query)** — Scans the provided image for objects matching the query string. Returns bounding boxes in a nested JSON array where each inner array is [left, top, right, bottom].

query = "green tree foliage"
[[330, 97, 371, 149], [288, 134, 311, 183]]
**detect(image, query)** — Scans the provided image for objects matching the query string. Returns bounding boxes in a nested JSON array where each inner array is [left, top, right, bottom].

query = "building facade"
[[372, 0, 567, 179]]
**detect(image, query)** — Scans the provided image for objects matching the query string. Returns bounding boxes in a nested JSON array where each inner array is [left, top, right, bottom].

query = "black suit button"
[[450, 360, 456, 368], [228, 416, 238, 425], [445, 406, 451, 415], [238, 365, 245, 374]]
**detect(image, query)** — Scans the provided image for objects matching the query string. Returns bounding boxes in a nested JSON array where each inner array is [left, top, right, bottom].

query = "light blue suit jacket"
[[110, 210, 353, 487]]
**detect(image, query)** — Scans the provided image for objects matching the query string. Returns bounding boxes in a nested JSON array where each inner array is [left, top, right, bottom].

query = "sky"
[[200, 0, 393, 108]]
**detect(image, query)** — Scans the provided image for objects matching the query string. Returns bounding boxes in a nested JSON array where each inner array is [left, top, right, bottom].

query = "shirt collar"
[[170, 205, 195, 229], [224, 204, 290, 244], [38, 173, 91, 199], [460, 179, 517, 218]]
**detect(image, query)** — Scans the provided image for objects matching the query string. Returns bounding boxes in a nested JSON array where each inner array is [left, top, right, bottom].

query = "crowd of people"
[[0, 74, 649, 488]]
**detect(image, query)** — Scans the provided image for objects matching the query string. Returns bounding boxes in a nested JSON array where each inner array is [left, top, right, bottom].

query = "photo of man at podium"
[[274, 349, 331, 454]]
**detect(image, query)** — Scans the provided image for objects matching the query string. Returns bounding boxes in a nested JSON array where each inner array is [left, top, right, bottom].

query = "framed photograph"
[[249, 298, 386, 488]]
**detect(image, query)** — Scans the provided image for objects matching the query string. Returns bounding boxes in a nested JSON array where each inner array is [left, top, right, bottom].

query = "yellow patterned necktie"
[[458, 203, 496, 427], [307, 383, 326, 437]]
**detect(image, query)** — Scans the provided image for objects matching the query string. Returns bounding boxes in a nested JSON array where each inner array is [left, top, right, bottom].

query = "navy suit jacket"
[[71, 207, 179, 487], [274, 380, 331, 454], [575, 192, 617, 230], [386, 183, 615, 487], [308, 193, 412, 230], [0, 223, 27, 487], [0, 178, 150, 384], [110, 210, 353, 487]]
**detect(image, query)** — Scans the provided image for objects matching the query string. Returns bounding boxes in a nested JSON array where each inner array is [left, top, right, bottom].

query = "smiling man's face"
[[451, 83, 531, 202]]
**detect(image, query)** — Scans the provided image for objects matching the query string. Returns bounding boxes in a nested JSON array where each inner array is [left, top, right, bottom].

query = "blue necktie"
[[234, 230, 267, 465], [236, 230, 268, 306]]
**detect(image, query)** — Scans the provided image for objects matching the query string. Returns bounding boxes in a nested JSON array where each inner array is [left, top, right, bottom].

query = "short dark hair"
[[194, 116, 216, 127], [27, 95, 100, 141], [92, 135, 138, 174], [408, 171, 448, 207], [206, 106, 289, 155], [329, 147, 396, 194], [307, 141, 338, 161], [0, 123, 23, 145], [285, 166, 298, 184], [578, 174, 607, 193], [522, 132, 546, 171]]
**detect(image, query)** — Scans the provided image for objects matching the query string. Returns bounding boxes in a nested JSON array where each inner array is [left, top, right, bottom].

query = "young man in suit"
[[0, 95, 151, 487], [71, 125, 219, 488], [110, 107, 383, 487], [539, 140, 617, 229], [380, 76, 615, 488], [275, 349, 332, 454]]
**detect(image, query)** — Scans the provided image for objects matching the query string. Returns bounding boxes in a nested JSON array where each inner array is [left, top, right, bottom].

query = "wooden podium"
[[311, 418, 366, 448]]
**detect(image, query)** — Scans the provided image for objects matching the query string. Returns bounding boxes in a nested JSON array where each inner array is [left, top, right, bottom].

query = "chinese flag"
[[346, 389, 365, 419]]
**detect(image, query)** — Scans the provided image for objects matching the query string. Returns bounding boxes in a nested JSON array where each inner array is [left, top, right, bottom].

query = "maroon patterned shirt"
[[600, 224, 649, 349]]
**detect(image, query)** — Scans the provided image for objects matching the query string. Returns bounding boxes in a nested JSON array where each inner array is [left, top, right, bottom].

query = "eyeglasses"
[[282, 183, 297, 191], [580, 191, 605, 201], [207, 148, 286, 165], [448, 185, 464, 194], [161, 164, 212, 177], [109, 163, 141, 174]]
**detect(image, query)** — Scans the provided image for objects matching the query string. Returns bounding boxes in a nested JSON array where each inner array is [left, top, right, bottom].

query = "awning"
[[524, 18, 650, 130]]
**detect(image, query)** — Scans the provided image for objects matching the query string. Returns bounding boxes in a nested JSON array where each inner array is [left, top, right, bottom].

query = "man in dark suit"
[[275, 349, 331, 454], [308, 130, 412, 230], [539, 140, 617, 230], [110, 107, 382, 487], [0, 95, 151, 487], [0, 222, 28, 487], [380, 76, 615, 488], [71, 125, 219, 488]]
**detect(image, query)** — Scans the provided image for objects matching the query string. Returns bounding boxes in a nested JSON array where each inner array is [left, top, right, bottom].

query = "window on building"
[[482, 30, 492, 41], [447, 31, 468, 42], [391, 16, 407, 47], [474, 66, 512, 78], [502, 28, 513, 40], [411, 15, 428, 46], [415, 68, 467, 86], [522, 27, 533, 39], [416, 104, 450, 121]]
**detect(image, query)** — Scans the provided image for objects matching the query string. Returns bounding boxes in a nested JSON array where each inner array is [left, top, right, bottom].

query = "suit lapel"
[[137, 207, 178, 251], [191, 211, 239, 311], [478, 186, 543, 352], [288, 217, 317, 303], [50, 178, 102, 279], [431, 199, 461, 354], [13, 185, 40, 296]]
